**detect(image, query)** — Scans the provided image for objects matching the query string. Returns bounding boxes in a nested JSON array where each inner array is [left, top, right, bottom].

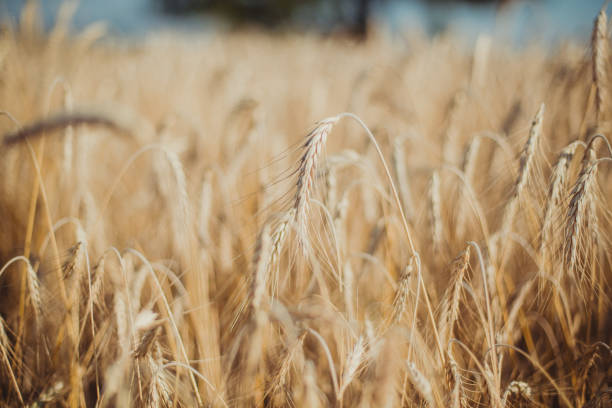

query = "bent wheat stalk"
[[2, 111, 131, 146], [293, 112, 418, 256], [294, 113, 444, 364]]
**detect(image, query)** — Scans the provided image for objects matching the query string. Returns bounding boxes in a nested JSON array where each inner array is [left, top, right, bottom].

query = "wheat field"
[[0, 2, 610, 407]]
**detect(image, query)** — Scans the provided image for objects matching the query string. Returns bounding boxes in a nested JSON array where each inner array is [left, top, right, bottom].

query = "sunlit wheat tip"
[[294, 117, 338, 250]]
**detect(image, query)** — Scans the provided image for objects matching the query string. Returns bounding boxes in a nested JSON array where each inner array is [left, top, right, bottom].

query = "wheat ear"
[[251, 224, 272, 311], [294, 118, 337, 251], [541, 141, 582, 254], [406, 361, 434, 407], [564, 159, 598, 279], [499, 104, 545, 237], [429, 170, 443, 253], [457, 137, 481, 237], [391, 261, 414, 324], [439, 246, 471, 346], [592, 8, 609, 123]]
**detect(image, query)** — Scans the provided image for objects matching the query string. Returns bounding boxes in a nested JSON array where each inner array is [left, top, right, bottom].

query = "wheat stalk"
[[2, 111, 131, 145]]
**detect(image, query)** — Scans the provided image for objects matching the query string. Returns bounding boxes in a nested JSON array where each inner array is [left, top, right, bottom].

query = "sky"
[[0, 0, 607, 47]]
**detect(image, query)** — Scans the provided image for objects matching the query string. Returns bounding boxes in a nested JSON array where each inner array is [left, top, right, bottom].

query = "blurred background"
[[0, 0, 607, 46]]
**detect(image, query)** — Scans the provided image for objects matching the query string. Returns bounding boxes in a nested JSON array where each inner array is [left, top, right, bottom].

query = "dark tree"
[[157, 0, 372, 36]]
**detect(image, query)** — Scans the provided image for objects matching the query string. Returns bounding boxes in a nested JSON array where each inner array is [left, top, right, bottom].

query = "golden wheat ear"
[[293, 117, 338, 253], [592, 7, 610, 124]]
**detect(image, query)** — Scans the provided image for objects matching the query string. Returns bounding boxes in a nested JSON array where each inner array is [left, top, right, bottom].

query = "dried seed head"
[[446, 345, 463, 408], [343, 261, 355, 320], [267, 209, 294, 272], [251, 224, 272, 311], [62, 241, 84, 279], [339, 337, 365, 398], [90, 257, 105, 306], [406, 361, 434, 407], [564, 161, 598, 277], [391, 261, 414, 324], [294, 117, 338, 251], [133, 326, 161, 359], [429, 170, 443, 253], [26, 260, 42, 328], [393, 138, 415, 222], [500, 104, 544, 237], [198, 171, 213, 246], [457, 137, 481, 237], [439, 246, 471, 345], [592, 9, 609, 123], [541, 142, 581, 253], [502, 380, 533, 407]]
